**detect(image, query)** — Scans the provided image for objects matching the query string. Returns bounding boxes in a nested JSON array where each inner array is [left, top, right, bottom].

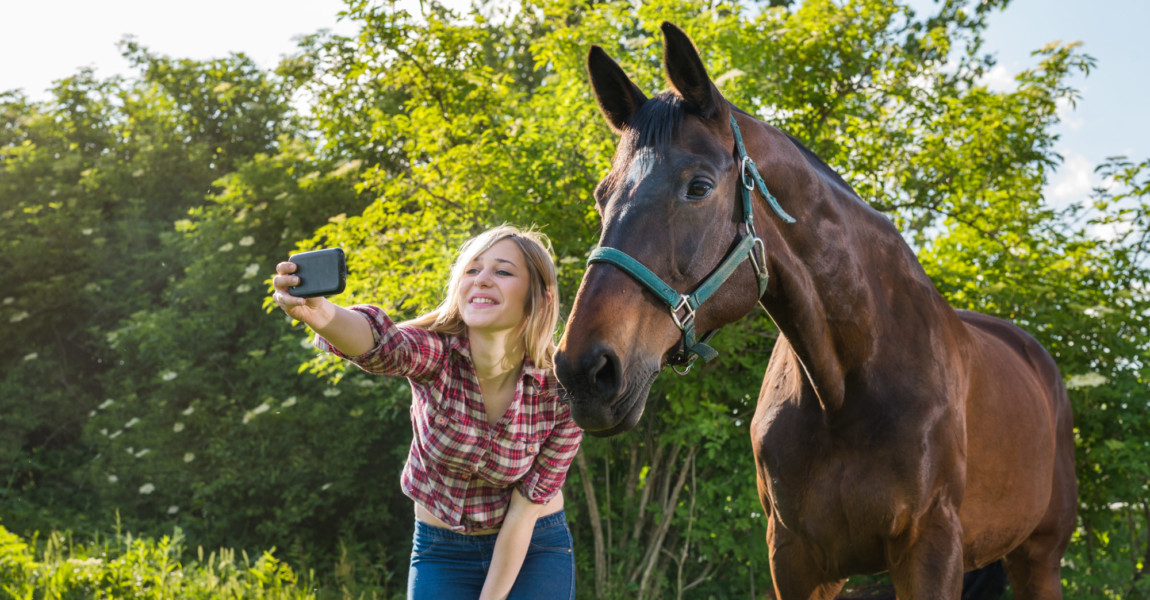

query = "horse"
[[553, 22, 1078, 599]]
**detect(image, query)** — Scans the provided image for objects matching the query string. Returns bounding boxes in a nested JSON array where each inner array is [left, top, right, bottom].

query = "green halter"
[[587, 115, 796, 374]]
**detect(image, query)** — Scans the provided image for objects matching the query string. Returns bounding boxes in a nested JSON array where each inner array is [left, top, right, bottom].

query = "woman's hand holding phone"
[[272, 261, 336, 328]]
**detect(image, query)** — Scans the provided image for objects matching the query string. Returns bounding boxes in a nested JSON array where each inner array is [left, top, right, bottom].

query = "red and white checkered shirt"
[[314, 305, 583, 532]]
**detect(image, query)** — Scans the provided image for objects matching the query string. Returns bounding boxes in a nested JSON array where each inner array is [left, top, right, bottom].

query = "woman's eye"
[[687, 180, 713, 199]]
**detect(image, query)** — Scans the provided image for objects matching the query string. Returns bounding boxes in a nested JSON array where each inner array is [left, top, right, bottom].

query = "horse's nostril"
[[592, 349, 620, 398]]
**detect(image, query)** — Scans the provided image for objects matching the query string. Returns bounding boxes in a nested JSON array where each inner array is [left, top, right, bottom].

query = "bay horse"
[[554, 22, 1077, 599]]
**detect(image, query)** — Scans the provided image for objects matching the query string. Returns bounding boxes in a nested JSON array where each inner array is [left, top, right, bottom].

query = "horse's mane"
[[782, 132, 862, 202]]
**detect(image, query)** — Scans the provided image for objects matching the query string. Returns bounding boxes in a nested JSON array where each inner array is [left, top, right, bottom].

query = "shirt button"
[[435, 415, 446, 425], [462, 472, 471, 480], [527, 445, 537, 454]]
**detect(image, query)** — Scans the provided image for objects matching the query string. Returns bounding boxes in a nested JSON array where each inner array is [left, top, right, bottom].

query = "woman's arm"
[[479, 490, 552, 600], [272, 261, 375, 356]]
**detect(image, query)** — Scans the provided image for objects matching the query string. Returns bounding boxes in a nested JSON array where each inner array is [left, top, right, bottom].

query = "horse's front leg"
[[887, 502, 965, 599], [766, 518, 847, 600]]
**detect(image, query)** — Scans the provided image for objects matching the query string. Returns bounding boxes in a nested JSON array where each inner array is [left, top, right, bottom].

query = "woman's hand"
[[271, 261, 335, 328], [271, 260, 375, 356]]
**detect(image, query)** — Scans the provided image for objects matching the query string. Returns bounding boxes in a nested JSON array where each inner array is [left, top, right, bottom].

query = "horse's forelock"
[[602, 92, 684, 193]]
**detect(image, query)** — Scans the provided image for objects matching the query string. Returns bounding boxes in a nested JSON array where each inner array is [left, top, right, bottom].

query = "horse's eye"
[[686, 180, 713, 199]]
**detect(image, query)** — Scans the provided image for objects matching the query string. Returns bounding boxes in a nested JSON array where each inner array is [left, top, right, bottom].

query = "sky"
[[2, 0, 1146, 205]]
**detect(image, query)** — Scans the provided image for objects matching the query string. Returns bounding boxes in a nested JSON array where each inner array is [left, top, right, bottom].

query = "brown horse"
[[554, 22, 1078, 599]]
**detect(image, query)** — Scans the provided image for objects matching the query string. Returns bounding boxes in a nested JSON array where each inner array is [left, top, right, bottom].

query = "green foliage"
[[0, 520, 344, 599]]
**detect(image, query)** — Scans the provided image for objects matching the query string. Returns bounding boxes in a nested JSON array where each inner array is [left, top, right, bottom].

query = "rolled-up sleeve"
[[313, 305, 445, 380], [516, 402, 583, 505]]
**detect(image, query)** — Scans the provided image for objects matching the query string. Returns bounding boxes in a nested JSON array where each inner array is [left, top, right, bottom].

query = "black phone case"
[[288, 248, 347, 298]]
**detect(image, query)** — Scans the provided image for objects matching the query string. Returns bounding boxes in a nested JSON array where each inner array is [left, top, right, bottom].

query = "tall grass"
[[0, 517, 399, 599]]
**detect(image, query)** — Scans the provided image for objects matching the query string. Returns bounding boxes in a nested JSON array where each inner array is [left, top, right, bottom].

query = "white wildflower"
[[89, 410, 96, 417], [107, 475, 118, 484], [281, 396, 297, 408], [243, 263, 260, 278], [134, 448, 151, 458], [218, 242, 234, 252], [321, 483, 332, 491], [138, 483, 155, 495], [235, 284, 252, 294], [173, 422, 185, 433], [23, 352, 38, 361], [2, 297, 12, 305], [125, 417, 140, 428], [81, 228, 94, 236], [239, 236, 255, 246], [1066, 373, 1109, 389], [161, 371, 178, 381], [300, 337, 313, 349], [167, 505, 180, 515], [99, 429, 108, 436], [183, 453, 196, 463], [242, 402, 271, 424], [182, 406, 195, 416], [1084, 305, 1115, 319], [99, 399, 115, 410], [322, 388, 341, 398], [10, 311, 29, 323], [109, 430, 123, 439]]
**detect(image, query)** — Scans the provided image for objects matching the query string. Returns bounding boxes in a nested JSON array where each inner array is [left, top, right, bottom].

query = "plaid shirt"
[[314, 305, 583, 532]]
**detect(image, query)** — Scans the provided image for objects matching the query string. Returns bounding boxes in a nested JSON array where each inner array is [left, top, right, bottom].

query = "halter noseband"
[[587, 115, 796, 375]]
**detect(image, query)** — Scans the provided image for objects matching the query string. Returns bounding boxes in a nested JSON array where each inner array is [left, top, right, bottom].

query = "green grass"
[[0, 519, 399, 600]]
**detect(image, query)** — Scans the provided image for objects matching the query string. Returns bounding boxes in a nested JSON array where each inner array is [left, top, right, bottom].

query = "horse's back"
[[954, 309, 1076, 569]]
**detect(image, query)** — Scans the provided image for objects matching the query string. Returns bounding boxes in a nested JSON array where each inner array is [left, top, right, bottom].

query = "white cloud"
[[1046, 152, 1096, 208], [1056, 97, 1084, 132], [979, 64, 1015, 93]]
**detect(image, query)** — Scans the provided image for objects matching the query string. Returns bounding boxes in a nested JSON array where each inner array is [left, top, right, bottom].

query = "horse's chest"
[[751, 401, 907, 548]]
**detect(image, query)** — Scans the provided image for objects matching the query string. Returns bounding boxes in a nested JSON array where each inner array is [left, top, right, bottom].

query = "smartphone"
[[288, 248, 347, 298]]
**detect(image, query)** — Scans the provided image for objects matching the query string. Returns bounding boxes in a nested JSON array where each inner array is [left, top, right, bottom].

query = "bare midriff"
[[414, 490, 565, 535]]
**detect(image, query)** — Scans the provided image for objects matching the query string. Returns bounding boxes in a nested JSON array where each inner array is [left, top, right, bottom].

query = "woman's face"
[[457, 238, 532, 335]]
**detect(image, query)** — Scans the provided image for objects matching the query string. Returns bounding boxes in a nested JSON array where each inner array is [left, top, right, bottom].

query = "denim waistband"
[[415, 509, 567, 542]]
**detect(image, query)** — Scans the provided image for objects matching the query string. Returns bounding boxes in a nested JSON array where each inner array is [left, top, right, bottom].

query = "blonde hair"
[[401, 225, 560, 369]]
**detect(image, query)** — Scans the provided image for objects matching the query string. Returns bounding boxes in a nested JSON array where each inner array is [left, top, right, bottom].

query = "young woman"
[[271, 226, 582, 600]]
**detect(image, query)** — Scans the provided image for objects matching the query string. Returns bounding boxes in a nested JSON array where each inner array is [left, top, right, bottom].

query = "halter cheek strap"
[[587, 115, 796, 374]]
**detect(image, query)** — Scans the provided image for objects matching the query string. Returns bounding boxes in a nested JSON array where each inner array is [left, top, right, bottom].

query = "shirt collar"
[[449, 333, 547, 386]]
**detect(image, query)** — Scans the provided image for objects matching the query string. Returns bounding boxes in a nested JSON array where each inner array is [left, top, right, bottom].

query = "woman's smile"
[[457, 238, 529, 332]]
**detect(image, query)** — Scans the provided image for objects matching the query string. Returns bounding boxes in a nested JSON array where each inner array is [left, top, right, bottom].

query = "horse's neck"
[[759, 165, 953, 413]]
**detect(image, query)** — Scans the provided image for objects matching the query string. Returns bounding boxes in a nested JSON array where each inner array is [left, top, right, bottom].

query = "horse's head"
[[556, 23, 791, 436]]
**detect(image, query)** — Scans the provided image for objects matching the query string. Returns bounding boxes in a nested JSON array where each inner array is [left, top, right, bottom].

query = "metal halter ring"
[[741, 156, 756, 191], [751, 237, 769, 280], [670, 295, 696, 331]]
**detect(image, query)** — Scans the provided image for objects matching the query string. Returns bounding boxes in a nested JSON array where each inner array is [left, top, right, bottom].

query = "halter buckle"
[[670, 295, 695, 331], [740, 156, 756, 191]]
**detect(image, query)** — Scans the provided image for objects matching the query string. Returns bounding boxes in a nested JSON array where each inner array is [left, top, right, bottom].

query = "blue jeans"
[[407, 509, 575, 599]]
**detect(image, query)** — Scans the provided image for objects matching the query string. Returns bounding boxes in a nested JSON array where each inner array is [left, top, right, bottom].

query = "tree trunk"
[[576, 448, 607, 598]]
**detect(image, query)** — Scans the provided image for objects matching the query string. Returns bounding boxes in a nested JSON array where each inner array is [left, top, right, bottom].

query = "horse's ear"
[[588, 45, 647, 134], [661, 22, 724, 120]]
